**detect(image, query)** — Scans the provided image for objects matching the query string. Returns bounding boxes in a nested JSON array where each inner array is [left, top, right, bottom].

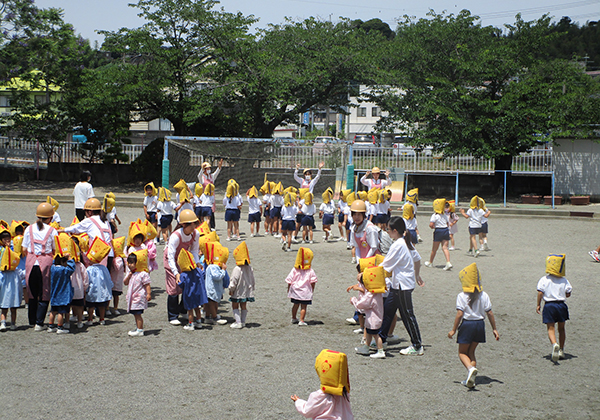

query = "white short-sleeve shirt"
[[456, 291, 492, 320], [537, 275, 572, 301]]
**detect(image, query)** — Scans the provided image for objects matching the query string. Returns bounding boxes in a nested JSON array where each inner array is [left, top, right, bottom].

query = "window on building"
[[0, 96, 10, 107], [34, 95, 48, 105], [358, 107, 367, 117], [372, 107, 380, 117]]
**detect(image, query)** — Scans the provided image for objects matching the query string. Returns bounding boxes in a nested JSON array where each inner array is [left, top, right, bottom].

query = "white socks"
[[233, 309, 241, 324], [241, 310, 248, 325]]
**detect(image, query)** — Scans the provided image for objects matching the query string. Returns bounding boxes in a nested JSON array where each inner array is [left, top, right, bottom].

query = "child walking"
[[291, 349, 353, 419], [176, 248, 207, 331], [351, 266, 386, 359], [157, 187, 176, 244], [459, 196, 490, 257], [224, 179, 243, 241], [448, 263, 499, 388], [281, 192, 299, 252], [447, 200, 459, 250], [424, 198, 452, 270], [537, 254, 572, 362], [246, 186, 262, 237], [229, 241, 255, 329], [124, 250, 152, 337], [319, 188, 335, 241], [286, 247, 317, 326]]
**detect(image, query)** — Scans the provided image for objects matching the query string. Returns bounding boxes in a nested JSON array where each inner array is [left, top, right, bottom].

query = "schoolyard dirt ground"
[[0, 196, 599, 419]]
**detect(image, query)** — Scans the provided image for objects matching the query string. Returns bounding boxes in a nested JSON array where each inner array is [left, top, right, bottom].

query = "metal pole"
[[552, 170, 555, 210], [504, 171, 507, 208], [36, 140, 40, 180], [162, 139, 169, 188], [455, 171, 459, 206]]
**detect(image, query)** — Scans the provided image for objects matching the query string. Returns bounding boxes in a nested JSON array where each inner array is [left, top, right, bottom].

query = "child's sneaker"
[[47, 325, 57, 333], [99, 320, 106, 326], [77, 322, 84, 329], [589, 251, 599, 262], [370, 349, 386, 359], [417, 235, 423, 243], [0, 321, 6, 332], [551, 343, 560, 362], [558, 349, 566, 360], [345, 317, 358, 325], [230, 322, 243, 329], [56, 327, 70, 334], [448, 246, 455, 251], [346, 243, 352, 250], [351, 257, 356, 264], [63, 322, 70, 329], [423, 261, 432, 268], [298, 321, 308, 326], [183, 323, 195, 331], [128, 329, 144, 337], [9, 323, 17, 331], [443, 262, 453, 271], [85, 320, 94, 326], [34, 324, 45, 332], [466, 368, 478, 388], [353, 328, 363, 334], [355, 344, 371, 355], [483, 242, 490, 251], [474, 250, 480, 258], [194, 320, 203, 329], [291, 318, 299, 324], [400, 345, 424, 355]]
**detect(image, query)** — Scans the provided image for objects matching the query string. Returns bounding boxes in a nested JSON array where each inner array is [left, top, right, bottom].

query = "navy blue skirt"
[[480, 222, 489, 234], [281, 220, 296, 231], [270, 206, 282, 219], [469, 226, 482, 235], [248, 212, 261, 223], [407, 229, 418, 244], [542, 301, 569, 324], [296, 213, 304, 223], [323, 214, 334, 226], [159, 214, 173, 229], [338, 213, 345, 223], [457, 319, 486, 344], [225, 208, 240, 222], [433, 227, 450, 242], [301, 215, 315, 227]]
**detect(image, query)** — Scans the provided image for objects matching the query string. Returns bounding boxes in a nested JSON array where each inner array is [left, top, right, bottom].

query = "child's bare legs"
[[308, 226, 313, 242], [56, 313, 64, 327], [206, 300, 218, 320], [469, 235, 478, 252], [10, 308, 16, 325], [49, 312, 56, 325], [1, 308, 7, 323], [187, 309, 195, 325], [97, 306, 106, 322], [291, 303, 300, 320], [546, 322, 566, 348], [323, 225, 330, 240], [299, 304, 307, 322], [233, 221, 240, 238], [367, 332, 383, 350], [72, 305, 83, 323], [429, 241, 441, 263], [227, 221, 233, 238], [459, 342, 478, 370], [450, 234, 455, 248], [302, 226, 309, 241], [338, 222, 345, 239], [441, 240, 451, 262], [134, 313, 144, 330], [113, 295, 120, 313]]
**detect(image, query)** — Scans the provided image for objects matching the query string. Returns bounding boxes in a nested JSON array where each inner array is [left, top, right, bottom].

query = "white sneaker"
[[443, 262, 453, 271], [99, 320, 106, 326], [369, 340, 388, 350], [484, 242, 490, 251], [352, 328, 363, 334], [558, 349, 565, 360], [105, 308, 113, 316], [85, 320, 94, 326], [346, 244, 352, 250], [474, 250, 480, 258], [345, 317, 358, 325], [274, 234, 282, 238], [423, 261, 432, 267], [194, 320, 203, 329], [590, 251, 600, 262], [551, 343, 560, 362], [77, 322, 84, 329], [298, 321, 308, 326], [448, 246, 455, 251], [63, 322, 70, 329], [169, 319, 182, 326], [226, 237, 231, 241], [34, 324, 45, 332], [216, 319, 228, 325], [56, 328, 70, 334], [417, 235, 423, 243], [355, 344, 371, 355], [47, 326, 57, 333], [400, 345, 424, 355], [0, 322, 6, 332], [370, 349, 386, 359], [250, 234, 255, 237], [466, 368, 478, 388], [291, 238, 300, 244], [308, 240, 314, 244], [351, 257, 356, 264], [128, 329, 144, 337], [230, 322, 243, 329], [282, 242, 287, 251], [183, 323, 195, 331]]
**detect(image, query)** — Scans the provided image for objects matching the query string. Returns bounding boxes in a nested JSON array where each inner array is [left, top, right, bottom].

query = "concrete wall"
[[553, 138, 600, 197]]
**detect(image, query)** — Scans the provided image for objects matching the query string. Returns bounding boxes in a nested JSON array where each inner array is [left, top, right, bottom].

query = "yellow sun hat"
[[47, 196, 59, 212], [112, 236, 126, 258], [433, 198, 446, 214], [362, 266, 387, 293], [359, 254, 385, 272], [0, 247, 20, 271], [144, 182, 158, 196], [54, 232, 73, 259], [158, 187, 172, 202], [469, 195, 479, 210], [132, 249, 149, 272], [314, 349, 350, 396], [546, 254, 566, 277], [294, 247, 313, 270], [233, 241, 251, 266], [284, 191, 297, 207], [86, 237, 112, 265], [173, 179, 187, 193], [322, 187, 334, 204], [406, 188, 418, 204], [459, 263, 482, 293], [177, 248, 197, 272]]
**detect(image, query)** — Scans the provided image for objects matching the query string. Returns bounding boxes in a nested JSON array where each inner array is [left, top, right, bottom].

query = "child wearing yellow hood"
[[424, 199, 452, 271], [143, 182, 159, 232], [536, 254, 572, 362], [246, 186, 262, 237], [286, 248, 317, 326], [228, 242, 255, 329], [448, 263, 499, 388]]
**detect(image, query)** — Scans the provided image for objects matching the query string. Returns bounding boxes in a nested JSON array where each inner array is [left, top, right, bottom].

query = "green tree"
[[371, 11, 600, 175], [99, 0, 256, 136]]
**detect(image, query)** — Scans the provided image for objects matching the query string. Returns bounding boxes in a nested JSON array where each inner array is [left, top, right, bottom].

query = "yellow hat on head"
[[205, 242, 229, 268], [106, 192, 115, 200], [403, 202, 415, 220], [371, 167, 381, 174], [177, 248, 197, 272], [259, 180, 271, 195], [74, 233, 89, 253], [469, 196, 479, 210], [102, 196, 115, 213], [304, 192, 313, 205], [143, 220, 157, 241], [284, 191, 297, 207], [274, 182, 284, 195], [226, 179, 239, 198], [198, 232, 217, 257], [314, 349, 350, 396], [179, 187, 191, 203], [195, 183, 204, 197], [322, 187, 333, 204], [196, 221, 211, 236], [407, 188, 418, 204], [359, 255, 385, 272], [49, 221, 60, 230], [128, 222, 147, 246], [144, 182, 158, 196], [0, 220, 7, 230], [158, 187, 172, 202], [385, 188, 392, 200], [86, 237, 111, 265], [132, 249, 149, 272], [9, 220, 29, 237], [378, 190, 387, 204], [362, 266, 387, 293], [70, 216, 80, 227], [54, 232, 73, 258], [70, 239, 81, 263], [459, 263, 482, 293], [47, 196, 59, 211], [0, 247, 20, 271], [346, 192, 357, 206], [546, 254, 566, 277], [357, 190, 368, 201], [112, 236, 126, 258], [204, 182, 215, 196], [340, 189, 352, 203], [12, 235, 24, 256], [299, 188, 310, 201], [448, 200, 455, 213], [233, 241, 251, 266], [478, 197, 486, 210], [433, 198, 446, 214], [367, 189, 378, 205], [248, 186, 258, 199], [173, 179, 187, 193], [294, 247, 313, 270], [284, 186, 298, 195]]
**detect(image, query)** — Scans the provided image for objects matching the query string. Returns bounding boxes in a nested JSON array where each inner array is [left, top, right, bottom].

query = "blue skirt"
[[338, 213, 345, 223], [457, 319, 486, 344], [433, 227, 450, 242], [542, 301, 569, 324], [248, 212, 261, 223], [323, 214, 334, 226], [281, 220, 296, 231], [270, 206, 282, 219], [407, 229, 418, 244], [480, 222, 489, 234], [225, 208, 240, 222], [301, 215, 315, 227]]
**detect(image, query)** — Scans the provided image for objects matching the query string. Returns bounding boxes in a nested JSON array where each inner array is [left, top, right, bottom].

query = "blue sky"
[[36, 0, 600, 46]]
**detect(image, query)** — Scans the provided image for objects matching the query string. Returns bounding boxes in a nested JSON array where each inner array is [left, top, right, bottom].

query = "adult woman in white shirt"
[[73, 171, 94, 221]]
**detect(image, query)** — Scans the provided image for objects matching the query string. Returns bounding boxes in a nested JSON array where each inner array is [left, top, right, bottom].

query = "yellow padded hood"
[[179, 188, 191, 203], [433, 198, 446, 214], [112, 236, 126, 258], [226, 179, 239, 198], [322, 187, 334, 204], [346, 192, 357, 206], [144, 182, 158, 196], [304, 192, 314, 205], [362, 266, 387, 293], [459, 263, 482, 293], [546, 254, 566, 277], [177, 248, 197, 272], [9, 220, 29, 237], [205, 242, 229, 268], [340, 189, 352, 203], [447, 200, 456, 213], [47, 196, 59, 211], [102, 195, 115, 213], [132, 249, 149, 273], [478, 197, 486, 210], [357, 191, 368, 201], [173, 179, 187, 193], [128, 222, 146, 246], [284, 186, 298, 195], [195, 183, 204, 197], [196, 221, 211, 236], [407, 188, 418, 204], [1, 247, 20, 271], [233, 241, 251, 266], [12, 235, 24, 257], [86, 237, 112, 265], [469, 196, 479, 210], [142, 220, 157, 241], [158, 187, 172, 202], [367, 189, 378, 205], [359, 254, 385, 272], [284, 192, 297, 207], [259, 180, 271, 195], [247, 186, 258, 199], [314, 349, 350, 396], [54, 232, 73, 259], [294, 247, 313, 270], [403, 202, 415, 220], [299, 188, 310, 201]]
